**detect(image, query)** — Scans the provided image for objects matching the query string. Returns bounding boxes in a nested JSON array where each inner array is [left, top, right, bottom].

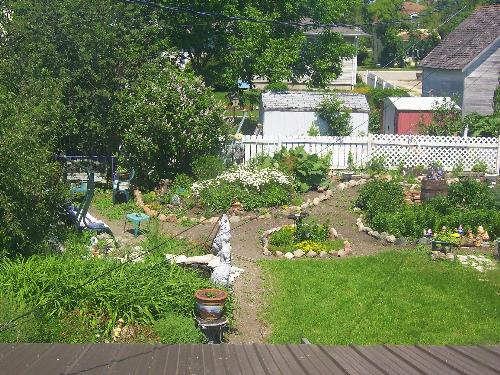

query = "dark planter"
[[341, 172, 353, 182], [421, 178, 448, 202], [117, 172, 129, 180], [431, 240, 452, 253], [195, 289, 228, 321]]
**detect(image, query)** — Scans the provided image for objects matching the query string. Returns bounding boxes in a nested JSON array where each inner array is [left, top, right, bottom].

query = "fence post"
[[496, 135, 500, 175], [366, 134, 373, 168]]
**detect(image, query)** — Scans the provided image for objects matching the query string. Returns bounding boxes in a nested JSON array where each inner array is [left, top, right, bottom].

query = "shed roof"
[[302, 18, 370, 37], [1, 343, 499, 374], [420, 5, 500, 70], [386, 96, 460, 111], [261, 91, 370, 113]]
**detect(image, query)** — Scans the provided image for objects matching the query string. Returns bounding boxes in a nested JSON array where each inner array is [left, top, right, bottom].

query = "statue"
[[212, 214, 231, 256], [210, 242, 232, 286]]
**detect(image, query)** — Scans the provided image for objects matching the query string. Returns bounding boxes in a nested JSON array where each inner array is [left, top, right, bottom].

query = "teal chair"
[[112, 168, 135, 204]]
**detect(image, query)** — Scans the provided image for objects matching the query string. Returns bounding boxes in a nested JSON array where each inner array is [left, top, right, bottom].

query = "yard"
[[262, 250, 500, 345]]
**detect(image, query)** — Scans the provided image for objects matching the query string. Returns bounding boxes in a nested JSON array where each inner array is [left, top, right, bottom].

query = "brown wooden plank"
[[146, 345, 171, 374], [186, 343, 205, 375], [448, 346, 500, 373], [314, 346, 351, 374], [107, 344, 153, 375], [265, 343, 298, 374], [233, 344, 257, 374], [241, 344, 268, 375], [223, 344, 245, 374], [2, 344, 55, 374], [353, 345, 422, 375], [164, 344, 184, 375], [252, 344, 285, 374], [200, 344, 218, 375], [0, 344, 17, 359], [65, 343, 124, 375], [288, 344, 337, 375], [323, 346, 386, 375], [482, 346, 500, 356], [417, 346, 498, 375], [386, 345, 461, 375], [20, 343, 85, 375]]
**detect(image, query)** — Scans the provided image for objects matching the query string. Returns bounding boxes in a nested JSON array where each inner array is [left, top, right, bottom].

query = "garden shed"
[[382, 96, 460, 135], [259, 91, 370, 137]]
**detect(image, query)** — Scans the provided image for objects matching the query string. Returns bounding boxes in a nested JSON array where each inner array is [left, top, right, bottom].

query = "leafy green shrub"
[[0, 247, 221, 341], [471, 160, 488, 173], [192, 165, 293, 212], [317, 95, 352, 136], [273, 146, 331, 192], [295, 218, 329, 243], [269, 226, 295, 247], [447, 179, 494, 210], [265, 82, 288, 92], [154, 314, 205, 344], [365, 155, 386, 176], [117, 58, 231, 188], [355, 180, 404, 217], [191, 155, 226, 180], [0, 124, 67, 257]]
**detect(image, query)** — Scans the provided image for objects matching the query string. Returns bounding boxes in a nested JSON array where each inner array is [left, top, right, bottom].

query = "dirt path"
[[91, 186, 390, 343]]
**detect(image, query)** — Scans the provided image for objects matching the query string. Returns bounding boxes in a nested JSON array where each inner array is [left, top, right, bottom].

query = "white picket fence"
[[365, 72, 395, 90], [241, 134, 500, 174]]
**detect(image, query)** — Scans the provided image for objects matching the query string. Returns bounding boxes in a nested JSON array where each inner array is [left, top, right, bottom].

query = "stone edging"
[[260, 224, 352, 259], [356, 217, 397, 244]]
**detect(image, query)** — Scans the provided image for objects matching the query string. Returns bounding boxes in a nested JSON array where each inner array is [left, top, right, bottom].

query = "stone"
[[360, 173, 371, 179], [337, 183, 346, 191], [158, 214, 168, 222], [307, 250, 317, 258], [329, 227, 338, 239], [337, 249, 347, 257], [318, 194, 328, 202], [293, 249, 305, 258], [317, 186, 325, 193], [284, 252, 294, 259], [208, 257, 221, 268], [175, 255, 188, 264], [166, 214, 177, 223], [363, 227, 372, 233], [385, 235, 396, 244], [209, 216, 220, 224], [312, 197, 321, 206], [325, 189, 333, 198], [263, 249, 272, 256], [371, 231, 381, 239], [275, 251, 284, 258], [319, 251, 328, 258], [184, 254, 217, 265], [357, 178, 367, 186], [379, 232, 389, 240], [199, 216, 207, 223], [329, 250, 338, 257], [300, 203, 309, 210], [229, 215, 241, 223], [259, 213, 272, 219], [358, 225, 366, 232], [261, 237, 269, 247], [348, 179, 358, 187], [446, 253, 455, 261], [189, 217, 199, 223], [395, 237, 408, 246]]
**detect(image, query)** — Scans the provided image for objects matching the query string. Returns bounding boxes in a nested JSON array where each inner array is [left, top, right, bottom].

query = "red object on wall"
[[395, 111, 434, 134]]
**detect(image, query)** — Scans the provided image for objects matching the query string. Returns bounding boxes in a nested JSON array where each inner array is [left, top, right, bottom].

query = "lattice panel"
[[372, 135, 499, 172]]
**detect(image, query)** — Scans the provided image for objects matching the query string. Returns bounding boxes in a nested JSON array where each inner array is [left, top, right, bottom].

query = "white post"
[[366, 134, 373, 168], [496, 135, 500, 175]]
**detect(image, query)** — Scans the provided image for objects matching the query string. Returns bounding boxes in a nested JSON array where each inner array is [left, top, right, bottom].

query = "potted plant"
[[194, 289, 228, 320], [116, 166, 129, 180]]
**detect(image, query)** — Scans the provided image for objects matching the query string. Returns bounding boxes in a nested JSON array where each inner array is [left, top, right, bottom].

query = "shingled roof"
[[261, 91, 370, 113], [420, 5, 500, 70]]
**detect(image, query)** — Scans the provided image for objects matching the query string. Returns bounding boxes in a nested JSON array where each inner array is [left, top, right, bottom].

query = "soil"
[[90, 186, 395, 344]]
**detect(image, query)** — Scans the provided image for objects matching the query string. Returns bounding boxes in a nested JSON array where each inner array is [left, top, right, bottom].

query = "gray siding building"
[[421, 5, 500, 116]]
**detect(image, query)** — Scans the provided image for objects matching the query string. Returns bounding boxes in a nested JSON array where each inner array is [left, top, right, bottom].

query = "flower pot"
[[117, 172, 129, 180], [431, 240, 452, 253], [341, 172, 353, 182], [194, 289, 228, 320]]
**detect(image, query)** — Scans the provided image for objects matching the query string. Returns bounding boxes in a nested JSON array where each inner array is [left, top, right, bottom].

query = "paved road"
[[360, 69, 422, 96]]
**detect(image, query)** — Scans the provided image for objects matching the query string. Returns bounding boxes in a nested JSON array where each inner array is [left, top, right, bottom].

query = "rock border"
[[260, 224, 352, 259], [355, 217, 397, 245]]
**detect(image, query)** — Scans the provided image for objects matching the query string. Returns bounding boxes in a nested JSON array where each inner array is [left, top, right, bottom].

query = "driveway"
[[360, 69, 422, 96]]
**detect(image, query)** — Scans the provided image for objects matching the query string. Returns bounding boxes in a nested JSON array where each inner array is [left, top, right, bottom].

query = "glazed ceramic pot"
[[194, 289, 228, 320]]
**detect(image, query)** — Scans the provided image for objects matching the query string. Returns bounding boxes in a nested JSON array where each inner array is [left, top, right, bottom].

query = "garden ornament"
[[458, 225, 464, 235], [170, 194, 181, 206], [210, 229, 232, 286], [212, 214, 231, 256]]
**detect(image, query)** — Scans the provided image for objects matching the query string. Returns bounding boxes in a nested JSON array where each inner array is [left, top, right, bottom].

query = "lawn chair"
[[112, 168, 135, 204]]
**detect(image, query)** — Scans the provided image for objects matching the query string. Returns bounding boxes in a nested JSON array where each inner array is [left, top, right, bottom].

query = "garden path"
[[91, 186, 391, 343]]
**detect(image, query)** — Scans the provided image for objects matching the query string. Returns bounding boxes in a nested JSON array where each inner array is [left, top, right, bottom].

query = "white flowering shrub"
[[192, 165, 294, 212]]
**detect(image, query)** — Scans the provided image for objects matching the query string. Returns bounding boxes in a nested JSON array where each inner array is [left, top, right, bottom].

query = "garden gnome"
[[462, 228, 475, 247], [425, 229, 433, 238], [89, 236, 100, 258], [232, 133, 244, 165], [458, 225, 464, 236], [477, 226, 490, 241]]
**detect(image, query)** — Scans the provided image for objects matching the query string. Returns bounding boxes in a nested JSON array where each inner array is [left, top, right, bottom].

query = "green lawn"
[[92, 189, 138, 220], [261, 250, 500, 345]]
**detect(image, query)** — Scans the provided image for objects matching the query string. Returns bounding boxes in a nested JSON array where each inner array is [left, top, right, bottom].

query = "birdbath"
[[287, 211, 309, 226]]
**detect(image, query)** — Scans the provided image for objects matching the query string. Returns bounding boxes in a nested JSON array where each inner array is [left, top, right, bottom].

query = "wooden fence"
[[241, 134, 500, 174]]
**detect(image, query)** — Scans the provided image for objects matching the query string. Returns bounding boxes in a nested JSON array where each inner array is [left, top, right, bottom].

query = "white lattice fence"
[[371, 135, 500, 172], [240, 135, 500, 174]]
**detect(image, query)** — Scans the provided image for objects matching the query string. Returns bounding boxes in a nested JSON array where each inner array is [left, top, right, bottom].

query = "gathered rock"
[[284, 252, 294, 259], [385, 235, 396, 244], [263, 249, 272, 256], [293, 249, 305, 258], [357, 178, 367, 186], [175, 255, 188, 264], [363, 226, 372, 233], [199, 216, 207, 223], [209, 216, 220, 224], [313, 197, 321, 206], [325, 189, 333, 198], [446, 253, 455, 261], [275, 251, 284, 258], [358, 225, 365, 232], [348, 179, 358, 187], [395, 237, 407, 246], [229, 216, 241, 223], [307, 250, 317, 258], [318, 194, 328, 202], [329, 250, 338, 256], [337, 183, 346, 191], [319, 251, 328, 258], [166, 214, 177, 223], [317, 186, 325, 193], [329, 227, 338, 239], [300, 203, 309, 210], [158, 214, 168, 222], [380, 232, 389, 240], [371, 231, 381, 239]]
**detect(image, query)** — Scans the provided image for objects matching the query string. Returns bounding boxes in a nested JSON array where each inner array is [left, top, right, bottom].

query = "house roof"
[[420, 5, 500, 70], [261, 91, 370, 113], [401, 1, 427, 16], [301, 18, 370, 37], [1, 343, 499, 374], [386, 96, 460, 111]]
